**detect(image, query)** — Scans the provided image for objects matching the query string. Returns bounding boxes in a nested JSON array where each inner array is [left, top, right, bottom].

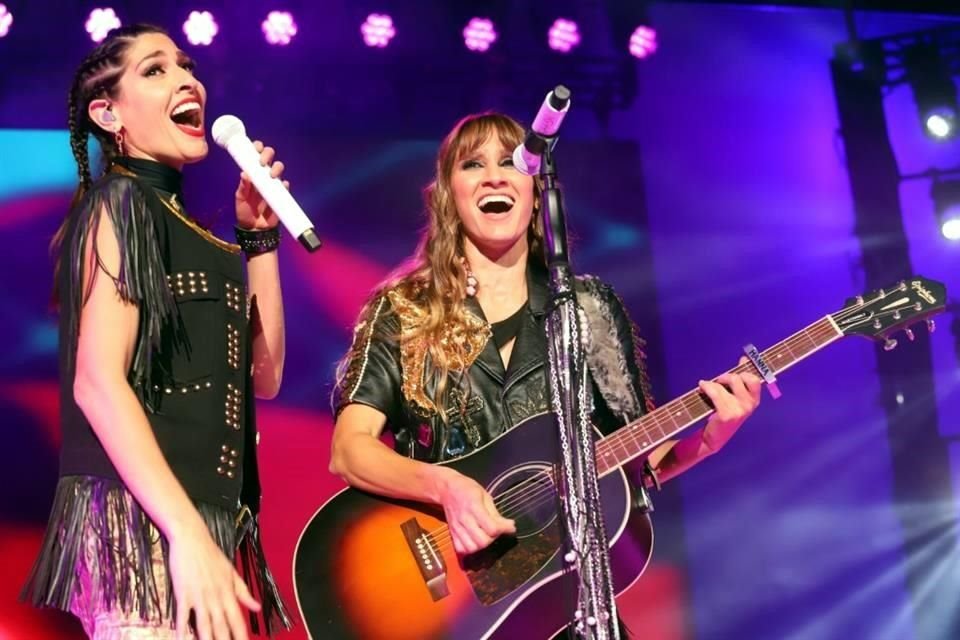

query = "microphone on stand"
[[211, 115, 322, 252], [512, 85, 571, 176]]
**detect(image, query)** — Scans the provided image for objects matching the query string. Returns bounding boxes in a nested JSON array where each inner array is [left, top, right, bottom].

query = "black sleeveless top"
[[23, 158, 291, 634], [56, 157, 261, 509]]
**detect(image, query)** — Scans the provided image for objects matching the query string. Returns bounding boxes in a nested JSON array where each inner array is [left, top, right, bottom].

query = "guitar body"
[[293, 412, 654, 640]]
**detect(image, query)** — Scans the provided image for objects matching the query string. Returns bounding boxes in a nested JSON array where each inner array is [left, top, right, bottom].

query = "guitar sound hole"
[[488, 463, 558, 538]]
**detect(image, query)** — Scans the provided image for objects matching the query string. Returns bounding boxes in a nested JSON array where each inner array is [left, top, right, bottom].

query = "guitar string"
[[421, 311, 881, 552], [422, 319, 853, 552], [422, 302, 914, 553], [451, 318, 841, 519], [420, 319, 845, 551]]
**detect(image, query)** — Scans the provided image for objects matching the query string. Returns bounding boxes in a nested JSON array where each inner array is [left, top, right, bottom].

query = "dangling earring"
[[114, 128, 125, 156], [461, 257, 478, 297]]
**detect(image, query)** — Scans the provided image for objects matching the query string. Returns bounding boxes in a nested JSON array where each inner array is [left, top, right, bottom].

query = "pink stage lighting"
[[262, 10, 298, 45], [361, 13, 396, 48], [548, 18, 581, 53], [183, 10, 218, 46], [0, 5, 12, 38], [463, 17, 497, 53], [85, 7, 121, 43], [629, 25, 658, 59]]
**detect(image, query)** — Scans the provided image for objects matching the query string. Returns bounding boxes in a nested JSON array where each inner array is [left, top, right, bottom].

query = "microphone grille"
[[211, 115, 245, 147]]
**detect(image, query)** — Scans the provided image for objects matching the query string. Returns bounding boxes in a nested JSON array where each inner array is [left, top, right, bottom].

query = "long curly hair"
[[338, 112, 546, 417]]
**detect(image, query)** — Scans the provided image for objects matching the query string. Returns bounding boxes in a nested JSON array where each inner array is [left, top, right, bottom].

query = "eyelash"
[[461, 158, 514, 170], [144, 60, 197, 77]]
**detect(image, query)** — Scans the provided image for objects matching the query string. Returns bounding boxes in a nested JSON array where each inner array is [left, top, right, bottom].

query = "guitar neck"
[[596, 315, 844, 477]]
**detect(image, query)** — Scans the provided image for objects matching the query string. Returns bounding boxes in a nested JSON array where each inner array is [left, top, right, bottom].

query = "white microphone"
[[211, 115, 322, 252], [512, 85, 572, 176]]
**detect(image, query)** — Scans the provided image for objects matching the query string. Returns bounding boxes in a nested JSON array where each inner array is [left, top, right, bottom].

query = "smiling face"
[[90, 32, 208, 168], [450, 131, 535, 259]]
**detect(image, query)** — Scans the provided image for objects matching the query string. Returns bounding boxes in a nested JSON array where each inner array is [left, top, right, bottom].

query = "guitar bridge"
[[400, 517, 449, 601]]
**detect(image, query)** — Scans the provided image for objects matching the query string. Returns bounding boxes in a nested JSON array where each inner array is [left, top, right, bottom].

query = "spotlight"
[[183, 11, 218, 46], [932, 179, 960, 241], [262, 11, 297, 45], [925, 110, 955, 139], [85, 7, 121, 43], [361, 13, 395, 48], [463, 17, 497, 53], [0, 4, 12, 38], [604, 0, 657, 60], [629, 25, 657, 59], [548, 18, 581, 53], [904, 42, 958, 141]]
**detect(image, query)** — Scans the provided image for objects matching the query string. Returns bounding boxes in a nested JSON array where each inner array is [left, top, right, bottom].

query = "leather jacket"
[[334, 263, 655, 465]]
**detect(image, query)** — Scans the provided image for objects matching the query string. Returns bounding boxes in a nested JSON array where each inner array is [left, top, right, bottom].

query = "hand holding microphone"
[[212, 115, 322, 252]]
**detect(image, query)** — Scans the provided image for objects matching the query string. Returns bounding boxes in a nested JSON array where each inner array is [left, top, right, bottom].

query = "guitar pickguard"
[[463, 462, 563, 606]]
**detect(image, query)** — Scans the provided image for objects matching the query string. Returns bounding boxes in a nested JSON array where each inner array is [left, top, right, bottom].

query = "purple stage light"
[[0, 5, 12, 38], [361, 13, 395, 48], [463, 17, 497, 53], [548, 18, 580, 53], [629, 25, 658, 59], [85, 7, 121, 43], [183, 11, 218, 46], [262, 10, 298, 45]]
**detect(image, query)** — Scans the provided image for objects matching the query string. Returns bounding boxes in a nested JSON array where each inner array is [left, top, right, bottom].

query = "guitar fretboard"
[[595, 316, 844, 476]]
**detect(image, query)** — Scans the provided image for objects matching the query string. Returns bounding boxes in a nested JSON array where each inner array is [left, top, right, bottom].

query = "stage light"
[[183, 11, 218, 46], [361, 13, 395, 48], [932, 179, 960, 241], [548, 18, 580, 53], [0, 4, 12, 38], [463, 17, 497, 53], [85, 8, 121, 43], [629, 25, 657, 59], [904, 42, 958, 141], [924, 108, 956, 140], [262, 10, 297, 45]]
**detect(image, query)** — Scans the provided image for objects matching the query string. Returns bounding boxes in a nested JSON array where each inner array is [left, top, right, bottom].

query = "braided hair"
[[67, 23, 167, 199], [52, 24, 166, 294]]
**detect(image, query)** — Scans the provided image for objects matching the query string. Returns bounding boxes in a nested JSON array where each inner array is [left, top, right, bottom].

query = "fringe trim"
[[577, 276, 646, 422], [236, 510, 294, 635], [62, 174, 175, 410], [21, 476, 292, 636]]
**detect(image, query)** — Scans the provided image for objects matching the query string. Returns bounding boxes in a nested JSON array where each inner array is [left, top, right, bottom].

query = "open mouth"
[[478, 194, 515, 214], [170, 101, 204, 136]]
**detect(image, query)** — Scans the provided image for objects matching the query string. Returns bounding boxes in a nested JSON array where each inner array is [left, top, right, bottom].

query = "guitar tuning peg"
[[884, 338, 898, 351], [927, 319, 936, 333], [904, 327, 915, 341]]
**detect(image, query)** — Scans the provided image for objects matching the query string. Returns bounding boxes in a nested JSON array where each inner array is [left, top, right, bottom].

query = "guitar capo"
[[743, 343, 782, 399]]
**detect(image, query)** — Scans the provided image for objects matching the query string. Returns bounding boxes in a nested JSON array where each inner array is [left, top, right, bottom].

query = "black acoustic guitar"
[[293, 277, 945, 639]]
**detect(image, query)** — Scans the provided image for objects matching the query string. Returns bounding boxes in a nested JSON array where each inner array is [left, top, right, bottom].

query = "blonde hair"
[[338, 112, 545, 416]]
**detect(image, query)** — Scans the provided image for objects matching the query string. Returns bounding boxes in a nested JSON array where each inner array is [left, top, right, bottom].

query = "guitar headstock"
[[832, 277, 947, 347]]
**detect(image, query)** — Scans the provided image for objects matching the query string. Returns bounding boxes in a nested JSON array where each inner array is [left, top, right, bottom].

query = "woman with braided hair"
[[22, 24, 292, 640]]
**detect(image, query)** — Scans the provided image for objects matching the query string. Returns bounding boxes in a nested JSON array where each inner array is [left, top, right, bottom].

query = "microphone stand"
[[539, 137, 620, 639]]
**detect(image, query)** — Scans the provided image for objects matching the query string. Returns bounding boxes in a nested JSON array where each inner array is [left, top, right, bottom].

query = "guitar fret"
[[593, 317, 846, 476]]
